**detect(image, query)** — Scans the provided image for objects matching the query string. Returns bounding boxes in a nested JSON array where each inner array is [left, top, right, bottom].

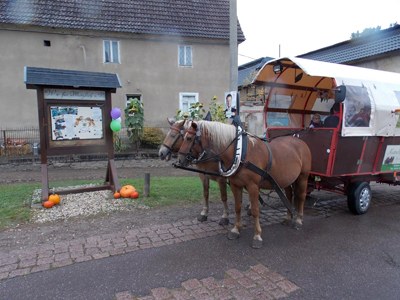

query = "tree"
[[351, 26, 381, 39]]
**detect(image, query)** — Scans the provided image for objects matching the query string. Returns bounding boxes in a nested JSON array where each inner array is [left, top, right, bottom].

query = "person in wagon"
[[309, 113, 323, 128], [324, 103, 341, 127]]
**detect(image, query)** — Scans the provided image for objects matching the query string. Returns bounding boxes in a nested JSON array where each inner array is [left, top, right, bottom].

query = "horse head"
[[158, 118, 185, 161], [177, 120, 204, 167]]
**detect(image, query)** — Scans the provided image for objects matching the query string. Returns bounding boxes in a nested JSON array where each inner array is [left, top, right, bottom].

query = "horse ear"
[[167, 118, 175, 125]]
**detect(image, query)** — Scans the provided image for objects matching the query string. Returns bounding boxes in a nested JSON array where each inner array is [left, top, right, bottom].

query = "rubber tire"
[[347, 181, 371, 215]]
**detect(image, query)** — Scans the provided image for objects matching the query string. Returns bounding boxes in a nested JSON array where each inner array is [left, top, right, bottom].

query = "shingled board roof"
[[0, 0, 245, 42], [238, 56, 274, 87], [298, 25, 400, 64], [24, 67, 122, 89]]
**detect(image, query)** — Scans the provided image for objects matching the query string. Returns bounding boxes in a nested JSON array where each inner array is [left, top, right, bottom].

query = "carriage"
[[252, 57, 400, 215]]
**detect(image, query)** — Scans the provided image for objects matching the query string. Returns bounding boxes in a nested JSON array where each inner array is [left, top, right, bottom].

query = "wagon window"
[[266, 93, 291, 126], [344, 86, 371, 128]]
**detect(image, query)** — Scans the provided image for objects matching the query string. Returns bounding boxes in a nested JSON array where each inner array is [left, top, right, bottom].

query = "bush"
[[141, 127, 166, 148]]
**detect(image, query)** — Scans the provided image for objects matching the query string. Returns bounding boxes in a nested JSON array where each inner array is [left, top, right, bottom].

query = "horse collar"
[[219, 125, 247, 177]]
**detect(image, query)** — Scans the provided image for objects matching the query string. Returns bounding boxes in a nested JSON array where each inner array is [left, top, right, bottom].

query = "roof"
[[24, 67, 122, 89], [298, 25, 400, 63], [253, 57, 400, 137], [0, 0, 245, 42], [238, 56, 274, 87]]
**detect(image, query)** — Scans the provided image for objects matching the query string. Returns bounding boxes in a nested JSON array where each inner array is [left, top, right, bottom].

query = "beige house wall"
[[348, 54, 400, 73], [0, 27, 230, 130]]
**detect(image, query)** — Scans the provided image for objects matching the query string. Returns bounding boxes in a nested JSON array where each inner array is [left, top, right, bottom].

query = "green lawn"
[[0, 177, 229, 229]]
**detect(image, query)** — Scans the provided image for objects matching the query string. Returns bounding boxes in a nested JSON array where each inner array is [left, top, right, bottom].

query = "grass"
[[0, 177, 229, 229]]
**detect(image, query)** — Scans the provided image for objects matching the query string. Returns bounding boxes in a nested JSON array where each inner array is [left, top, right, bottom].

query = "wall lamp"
[[273, 62, 283, 74]]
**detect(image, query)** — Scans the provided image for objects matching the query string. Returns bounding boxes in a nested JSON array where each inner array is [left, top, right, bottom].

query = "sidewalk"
[[1, 182, 400, 299]]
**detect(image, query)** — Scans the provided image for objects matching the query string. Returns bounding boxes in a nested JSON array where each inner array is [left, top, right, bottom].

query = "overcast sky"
[[237, 0, 400, 65]]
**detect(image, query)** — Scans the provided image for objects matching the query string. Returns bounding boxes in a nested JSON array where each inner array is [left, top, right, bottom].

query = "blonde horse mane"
[[184, 120, 256, 150]]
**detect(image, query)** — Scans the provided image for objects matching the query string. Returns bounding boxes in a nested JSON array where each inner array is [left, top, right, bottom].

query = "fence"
[[0, 126, 166, 159]]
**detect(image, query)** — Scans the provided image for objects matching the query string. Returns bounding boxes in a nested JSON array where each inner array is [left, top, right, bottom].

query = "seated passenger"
[[309, 114, 323, 128], [324, 103, 341, 128]]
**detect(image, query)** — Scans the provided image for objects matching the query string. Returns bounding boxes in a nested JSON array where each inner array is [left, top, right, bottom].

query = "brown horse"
[[158, 119, 230, 225], [176, 120, 312, 248]]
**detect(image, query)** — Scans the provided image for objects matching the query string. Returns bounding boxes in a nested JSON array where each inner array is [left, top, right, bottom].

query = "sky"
[[237, 0, 400, 65]]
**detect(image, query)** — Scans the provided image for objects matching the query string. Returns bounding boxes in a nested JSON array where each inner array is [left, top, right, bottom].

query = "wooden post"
[[144, 173, 150, 196]]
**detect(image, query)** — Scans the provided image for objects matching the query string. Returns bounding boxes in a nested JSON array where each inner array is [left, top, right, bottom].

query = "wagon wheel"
[[347, 181, 371, 215]]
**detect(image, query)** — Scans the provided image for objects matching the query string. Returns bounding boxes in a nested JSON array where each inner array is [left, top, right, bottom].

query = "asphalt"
[[1, 183, 400, 300]]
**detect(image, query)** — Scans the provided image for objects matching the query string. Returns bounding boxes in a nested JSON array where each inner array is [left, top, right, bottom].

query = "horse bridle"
[[162, 126, 184, 154], [178, 127, 203, 162]]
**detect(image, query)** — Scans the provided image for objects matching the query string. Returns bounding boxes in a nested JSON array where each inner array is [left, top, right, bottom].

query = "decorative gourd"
[[49, 194, 61, 205], [120, 185, 136, 198], [43, 201, 54, 208], [131, 191, 139, 199], [114, 191, 121, 198]]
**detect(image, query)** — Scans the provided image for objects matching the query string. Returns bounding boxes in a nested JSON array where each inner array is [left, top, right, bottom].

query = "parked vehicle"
[[253, 57, 400, 214]]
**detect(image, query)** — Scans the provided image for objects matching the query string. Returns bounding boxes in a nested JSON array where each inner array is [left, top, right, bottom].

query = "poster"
[[50, 106, 103, 141], [225, 91, 237, 118], [381, 145, 400, 171]]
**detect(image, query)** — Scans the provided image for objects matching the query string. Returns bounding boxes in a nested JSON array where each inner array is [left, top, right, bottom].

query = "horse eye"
[[187, 137, 192, 141], [171, 134, 176, 138]]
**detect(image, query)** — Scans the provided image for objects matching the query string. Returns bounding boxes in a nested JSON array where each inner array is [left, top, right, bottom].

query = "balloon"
[[110, 108, 121, 119], [116, 117, 122, 123], [110, 119, 121, 132]]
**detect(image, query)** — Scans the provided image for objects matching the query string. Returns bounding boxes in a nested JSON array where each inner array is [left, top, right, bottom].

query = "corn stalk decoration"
[[124, 97, 144, 152]]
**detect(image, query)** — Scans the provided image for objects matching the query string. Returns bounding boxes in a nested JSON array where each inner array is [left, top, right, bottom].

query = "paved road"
[[1, 183, 400, 300]]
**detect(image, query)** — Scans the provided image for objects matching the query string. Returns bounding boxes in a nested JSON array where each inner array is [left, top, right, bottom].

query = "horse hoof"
[[292, 222, 303, 230], [198, 215, 208, 222], [219, 218, 229, 226], [282, 219, 293, 227], [252, 239, 263, 249], [227, 231, 239, 240]]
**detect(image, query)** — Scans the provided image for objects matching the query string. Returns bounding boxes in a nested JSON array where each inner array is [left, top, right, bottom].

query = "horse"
[[176, 120, 312, 248], [158, 119, 230, 225]]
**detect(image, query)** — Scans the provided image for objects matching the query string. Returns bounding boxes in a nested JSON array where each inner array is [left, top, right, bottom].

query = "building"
[[298, 25, 400, 72], [0, 0, 245, 130]]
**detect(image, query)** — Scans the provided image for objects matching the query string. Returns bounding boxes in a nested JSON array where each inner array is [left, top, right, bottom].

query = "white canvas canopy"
[[253, 57, 400, 137]]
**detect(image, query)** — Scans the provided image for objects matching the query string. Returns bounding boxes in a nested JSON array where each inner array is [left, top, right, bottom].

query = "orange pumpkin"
[[114, 191, 121, 198], [43, 201, 54, 208], [120, 185, 136, 198], [131, 191, 139, 199], [49, 194, 61, 205]]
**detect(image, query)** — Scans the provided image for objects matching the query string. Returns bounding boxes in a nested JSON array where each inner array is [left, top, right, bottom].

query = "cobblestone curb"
[[0, 192, 398, 282], [115, 264, 300, 300]]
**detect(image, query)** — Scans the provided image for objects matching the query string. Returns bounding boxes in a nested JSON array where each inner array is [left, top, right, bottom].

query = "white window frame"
[[126, 94, 142, 107], [178, 45, 193, 67], [103, 40, 120, 64], [179, 93, 198, 112]]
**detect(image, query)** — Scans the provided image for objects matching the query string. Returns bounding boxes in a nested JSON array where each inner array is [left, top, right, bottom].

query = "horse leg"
[[217, 178, 229, 226], [292, 176, 308, 230], [282, 186, 294, 227], [227, 183, 243, 240], [198, 174, 209, 222], [247, 183, 263, 249]]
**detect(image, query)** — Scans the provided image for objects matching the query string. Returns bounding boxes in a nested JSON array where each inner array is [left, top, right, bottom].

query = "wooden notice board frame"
[[25, 67, 122, 202]]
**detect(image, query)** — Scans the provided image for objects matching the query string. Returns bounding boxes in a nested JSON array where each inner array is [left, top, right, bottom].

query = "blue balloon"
[[110, 108, 121, 119]]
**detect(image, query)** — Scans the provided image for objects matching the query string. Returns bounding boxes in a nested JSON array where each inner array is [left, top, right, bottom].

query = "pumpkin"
[[131, 191, 139, 199], [120, 185, 136, 198], [114, 191, 121, 199], [49, 194, 61, 205], [43, 201, 54, 208]]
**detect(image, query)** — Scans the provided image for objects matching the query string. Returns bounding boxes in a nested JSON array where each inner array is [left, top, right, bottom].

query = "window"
[[178, 45, 192, 66], [126, 94, 141, 106], [104, 40, 120, 63], [43, 40, 51, 47], [179, 93, 198, 112]]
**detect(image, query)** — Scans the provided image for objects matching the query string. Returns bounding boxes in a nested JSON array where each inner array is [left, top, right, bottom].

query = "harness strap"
[[245, 161, 297, 218]]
